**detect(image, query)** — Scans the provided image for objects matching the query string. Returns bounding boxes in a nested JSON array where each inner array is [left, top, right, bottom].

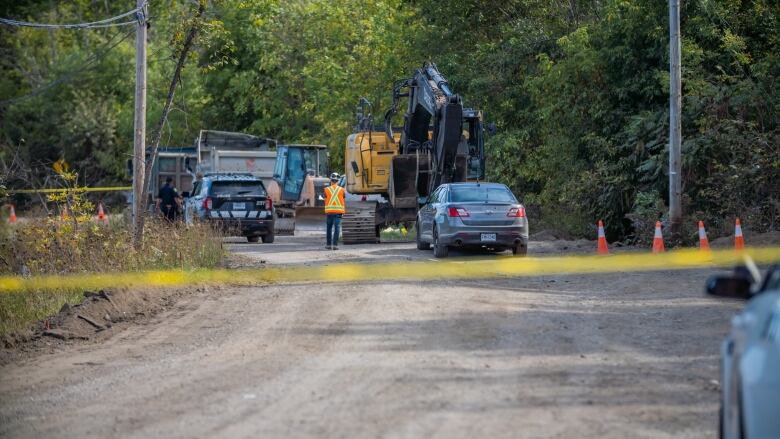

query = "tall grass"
[[0, 217, 224, 337]]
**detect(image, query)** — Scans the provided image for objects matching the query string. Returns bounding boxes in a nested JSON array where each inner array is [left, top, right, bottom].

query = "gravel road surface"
[[0, 236, 740, 438]]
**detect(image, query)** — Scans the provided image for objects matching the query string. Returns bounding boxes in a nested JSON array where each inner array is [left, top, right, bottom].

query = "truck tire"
[[433, 227, 448, 258], [261, 232, 275, 244], [416, 220, 430, 250]]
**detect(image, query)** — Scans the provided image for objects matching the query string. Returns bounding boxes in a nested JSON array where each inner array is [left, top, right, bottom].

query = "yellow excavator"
[[342, 62, 486, 244]]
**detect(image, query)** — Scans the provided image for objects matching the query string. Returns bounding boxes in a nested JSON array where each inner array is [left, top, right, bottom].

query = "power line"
[[0, 2, 146, 30]]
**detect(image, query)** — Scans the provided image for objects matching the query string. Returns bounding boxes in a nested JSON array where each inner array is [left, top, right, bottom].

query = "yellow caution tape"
[[1, 247, 779, 294], [7, 186, 132, 194]]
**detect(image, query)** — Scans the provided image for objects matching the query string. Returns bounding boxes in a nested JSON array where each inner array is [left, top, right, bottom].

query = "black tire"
[[261, 232, 275, 243], [416, 220, 430, 250], [433, 226, 448, 258], [247, 235, 260, 243], [512, 241, 528, 256]]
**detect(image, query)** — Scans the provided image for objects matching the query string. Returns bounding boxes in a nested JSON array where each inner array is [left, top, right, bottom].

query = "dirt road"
[[0, 237, 740, 438]]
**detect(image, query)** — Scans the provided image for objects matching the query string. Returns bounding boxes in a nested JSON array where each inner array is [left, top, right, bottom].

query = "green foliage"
[[1, 0, 778, 241], [0, 219, 224, 336], [198, 0, 421, 167]]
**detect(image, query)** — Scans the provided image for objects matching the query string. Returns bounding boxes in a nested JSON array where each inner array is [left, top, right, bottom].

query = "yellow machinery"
[[342, 62, 486, 244]]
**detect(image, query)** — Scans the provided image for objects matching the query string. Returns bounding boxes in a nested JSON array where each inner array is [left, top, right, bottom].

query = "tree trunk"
[[136, 2, 205, 244]]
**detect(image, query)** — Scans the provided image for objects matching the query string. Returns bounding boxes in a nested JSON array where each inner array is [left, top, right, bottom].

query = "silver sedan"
[[415, 182, 529, 258], [707, 265, 780, 438]]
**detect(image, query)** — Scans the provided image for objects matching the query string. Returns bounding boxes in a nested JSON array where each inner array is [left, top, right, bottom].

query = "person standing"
[[156, 177, 181, 222], [324, 172, 345, 250]]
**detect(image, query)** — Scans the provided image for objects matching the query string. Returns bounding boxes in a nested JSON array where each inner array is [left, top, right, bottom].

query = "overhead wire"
[[0, 1, 147, 30]]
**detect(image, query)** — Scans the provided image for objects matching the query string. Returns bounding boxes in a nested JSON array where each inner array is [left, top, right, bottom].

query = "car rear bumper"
[[206, 217, 274, 236], [439, 229, 528, 248]]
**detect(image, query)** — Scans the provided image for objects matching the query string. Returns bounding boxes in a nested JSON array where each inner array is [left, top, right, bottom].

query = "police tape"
[[2, 247, 780, 294], [7, 186, 132, 194]]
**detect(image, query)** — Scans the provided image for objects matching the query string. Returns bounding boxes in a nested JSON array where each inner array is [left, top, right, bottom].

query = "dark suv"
[[183, 173, 275, 243]]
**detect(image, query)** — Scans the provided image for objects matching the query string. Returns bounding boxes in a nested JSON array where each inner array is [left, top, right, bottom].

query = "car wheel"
[[512, 241, 528, 256], [261, 232, 275, 243], [416, 220, 430, 250], [433, 226, 448, 258], [247, 235, 260, 243]]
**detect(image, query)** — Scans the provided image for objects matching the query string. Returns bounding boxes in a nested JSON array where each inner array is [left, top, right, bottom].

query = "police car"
[[183, 173, 275, 243]]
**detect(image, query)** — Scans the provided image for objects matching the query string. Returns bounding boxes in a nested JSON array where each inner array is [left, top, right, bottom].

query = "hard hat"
[[330, 172, 340, 181]]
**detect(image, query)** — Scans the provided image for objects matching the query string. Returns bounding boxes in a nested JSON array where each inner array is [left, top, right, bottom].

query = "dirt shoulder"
[[0, 235, 743, 438], [0, 286, 225, 366]]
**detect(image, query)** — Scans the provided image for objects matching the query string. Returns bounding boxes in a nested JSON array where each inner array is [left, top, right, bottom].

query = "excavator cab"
[[268, 144, 330, 234], [274, 145, 306, 201], [272, 145, 328, 202]]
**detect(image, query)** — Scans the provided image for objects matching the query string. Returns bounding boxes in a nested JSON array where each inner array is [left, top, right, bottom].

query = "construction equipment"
[[186, 130, 277, 189], [184, 131, 332, 235], [126, 146, 197, 211], [266, 144, 330, 234], [342, 62, 486, 244]]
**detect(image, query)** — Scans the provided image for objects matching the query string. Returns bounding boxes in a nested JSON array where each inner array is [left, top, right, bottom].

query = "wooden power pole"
[[669, 0, 682, 239], [132, 0, 147, 249]]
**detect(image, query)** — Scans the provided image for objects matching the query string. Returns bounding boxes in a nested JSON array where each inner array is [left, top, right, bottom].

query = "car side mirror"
[[706, 275, 753, 299], [181, 191, 190, 198]]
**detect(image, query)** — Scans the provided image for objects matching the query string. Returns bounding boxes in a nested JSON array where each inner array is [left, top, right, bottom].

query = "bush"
[[0, 217, 224, 276], [0, 218, 224, 336]]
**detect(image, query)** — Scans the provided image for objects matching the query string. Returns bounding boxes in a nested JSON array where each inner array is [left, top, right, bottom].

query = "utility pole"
[[669, 0, 682, 240], [132, 0, 147, 249]]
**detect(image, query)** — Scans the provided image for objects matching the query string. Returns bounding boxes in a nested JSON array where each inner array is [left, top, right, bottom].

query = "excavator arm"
[[385, 62, 466, 196]]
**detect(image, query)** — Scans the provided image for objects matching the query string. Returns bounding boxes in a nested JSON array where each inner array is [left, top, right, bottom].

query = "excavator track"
[[341, 201, 379, 244]]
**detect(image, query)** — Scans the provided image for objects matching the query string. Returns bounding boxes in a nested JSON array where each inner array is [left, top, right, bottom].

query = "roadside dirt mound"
[[710, 230, 780, 248], [0, 287, 197, 365], [530, 229, 560, 241]]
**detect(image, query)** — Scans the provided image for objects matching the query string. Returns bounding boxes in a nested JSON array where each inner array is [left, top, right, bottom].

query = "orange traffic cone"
[[8, 205, 17, 223], [97, 202, 107, 224], [597, 220, 609, 255], [734, 218, 745, 251], [698, 221, 710, 252], [652, 221, 665, 253]]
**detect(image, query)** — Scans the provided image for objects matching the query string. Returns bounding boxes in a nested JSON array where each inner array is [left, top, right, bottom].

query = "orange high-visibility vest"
[[324, 184, 345, 214]]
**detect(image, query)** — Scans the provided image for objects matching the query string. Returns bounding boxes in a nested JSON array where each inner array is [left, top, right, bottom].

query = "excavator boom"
[[343, 62, 486, 244]]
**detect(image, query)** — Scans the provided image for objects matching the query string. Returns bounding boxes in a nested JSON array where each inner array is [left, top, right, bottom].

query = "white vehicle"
[[707, 264, 780, 439]]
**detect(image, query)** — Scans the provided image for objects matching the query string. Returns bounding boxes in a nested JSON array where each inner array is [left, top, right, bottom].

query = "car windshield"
[[210, 181, 266, 197], [449, 186, 516, 203]]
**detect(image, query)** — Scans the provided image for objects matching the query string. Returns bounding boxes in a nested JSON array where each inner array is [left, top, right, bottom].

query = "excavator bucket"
[[293, 206, 327, 234], [389, 154, 429, 208]]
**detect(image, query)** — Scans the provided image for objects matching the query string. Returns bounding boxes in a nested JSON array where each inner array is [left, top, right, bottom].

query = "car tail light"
[[265, 198, 273, 210], [448, 207, 470, 217], [507, 206, 526, 217], [203, 197, 212, 210]]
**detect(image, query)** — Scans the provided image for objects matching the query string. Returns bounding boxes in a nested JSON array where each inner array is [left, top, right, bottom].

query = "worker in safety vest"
[[324, 172, 345, 250]]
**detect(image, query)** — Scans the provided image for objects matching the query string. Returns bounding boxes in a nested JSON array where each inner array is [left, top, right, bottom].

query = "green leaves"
[[1, 0, 778, 239]]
